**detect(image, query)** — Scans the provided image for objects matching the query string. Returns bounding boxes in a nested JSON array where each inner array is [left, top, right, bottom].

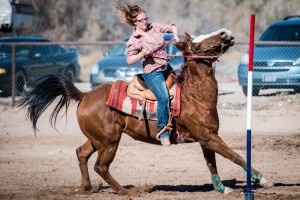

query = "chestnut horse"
[[17, 29, 273, 195]]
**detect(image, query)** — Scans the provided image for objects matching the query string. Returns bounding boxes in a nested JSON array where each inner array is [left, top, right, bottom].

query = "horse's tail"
[[16, 74, 84, 133]]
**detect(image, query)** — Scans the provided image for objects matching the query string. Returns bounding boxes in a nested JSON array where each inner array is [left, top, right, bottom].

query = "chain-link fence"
[[237, 42, 300, 96], [0, 40, 300, 105], [0, 41, 124, 105]]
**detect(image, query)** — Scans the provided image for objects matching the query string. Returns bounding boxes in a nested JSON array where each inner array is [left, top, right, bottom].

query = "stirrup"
[[156, 112, 173, 140], [156, 125, 173, 140]]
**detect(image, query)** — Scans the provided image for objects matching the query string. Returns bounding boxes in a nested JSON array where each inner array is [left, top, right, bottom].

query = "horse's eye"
[[194, 43, 201, 50], [220, 32, 228, 39]]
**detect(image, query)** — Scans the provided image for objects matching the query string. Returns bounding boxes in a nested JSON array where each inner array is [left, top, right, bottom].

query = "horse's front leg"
[[76, 140, 99, 193], [200, 144, 233, 194], [203, 134, 273, 191]]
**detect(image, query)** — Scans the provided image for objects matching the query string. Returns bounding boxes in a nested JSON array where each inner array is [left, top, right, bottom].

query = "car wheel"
[[64, 69, 75, 83], [15, 71, 28, 96], [0, 90, 10, 97], [2, 24, 12, 33], [242, 86, 260, 96], [294, 87, 300, 93]]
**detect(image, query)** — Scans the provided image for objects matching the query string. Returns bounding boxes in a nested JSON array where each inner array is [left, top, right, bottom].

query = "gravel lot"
[[0, 81, 299, 200]]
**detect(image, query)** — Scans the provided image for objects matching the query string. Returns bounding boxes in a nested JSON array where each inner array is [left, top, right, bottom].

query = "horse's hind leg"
[[94, 143, 130, 196], [76, 140, 98, 192], [200, 145, 233, 194], [202, 134, 273, 192]]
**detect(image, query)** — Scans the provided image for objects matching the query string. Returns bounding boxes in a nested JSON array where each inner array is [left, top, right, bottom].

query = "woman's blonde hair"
[[115, 1, 145, 26]]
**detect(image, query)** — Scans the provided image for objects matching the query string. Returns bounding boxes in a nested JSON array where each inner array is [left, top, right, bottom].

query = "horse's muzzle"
[[224, 36, 235, 47]]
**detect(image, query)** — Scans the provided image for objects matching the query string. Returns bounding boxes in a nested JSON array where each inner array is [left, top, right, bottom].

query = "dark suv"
[[238, 16, 300, 96], [0, 37, 81, 96]]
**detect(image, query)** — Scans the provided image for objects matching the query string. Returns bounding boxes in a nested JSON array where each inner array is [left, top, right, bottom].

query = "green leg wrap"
[[211, 174, 225, 193], [243, 166, 263, 181]]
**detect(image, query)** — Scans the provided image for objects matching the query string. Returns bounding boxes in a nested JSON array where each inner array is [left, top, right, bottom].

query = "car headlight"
[[0, 68, 7, 74], [90, 63, 99, 74], [4, 10, 12, 14], [293, 57, 300, 66], [239, 53, 249, 65]]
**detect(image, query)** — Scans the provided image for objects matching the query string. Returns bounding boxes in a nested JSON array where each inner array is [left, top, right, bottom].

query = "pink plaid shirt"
[[126, 22, 174, 74]]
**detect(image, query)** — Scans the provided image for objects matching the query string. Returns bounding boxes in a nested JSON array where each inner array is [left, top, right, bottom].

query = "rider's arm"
[[126, 49, 149, 65], [126, 38, 150, 65], [171, 24, 180, 42]]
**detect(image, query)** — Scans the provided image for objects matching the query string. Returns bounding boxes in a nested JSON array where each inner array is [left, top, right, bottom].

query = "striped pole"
[[244, 14, 255, 200]]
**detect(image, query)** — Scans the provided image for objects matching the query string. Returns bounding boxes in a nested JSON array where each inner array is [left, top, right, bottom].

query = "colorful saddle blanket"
[[106, 80, 181, 120]]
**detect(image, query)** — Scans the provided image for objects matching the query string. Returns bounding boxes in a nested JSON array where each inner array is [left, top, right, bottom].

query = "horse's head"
[[176, 28, 235, 61]]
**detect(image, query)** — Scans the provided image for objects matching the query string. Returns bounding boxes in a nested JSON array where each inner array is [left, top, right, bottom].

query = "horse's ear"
[[175, 32, 190, 52], [175, 32, 193, 53], [184, 32, 192, 42], [175, 40, 186, 52]]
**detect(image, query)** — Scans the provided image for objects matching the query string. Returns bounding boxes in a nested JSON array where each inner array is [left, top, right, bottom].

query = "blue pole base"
[[244, 191, 254, 200]]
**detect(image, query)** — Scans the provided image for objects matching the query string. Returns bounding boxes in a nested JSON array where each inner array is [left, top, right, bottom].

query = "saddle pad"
[[106, 80, 180, 120]]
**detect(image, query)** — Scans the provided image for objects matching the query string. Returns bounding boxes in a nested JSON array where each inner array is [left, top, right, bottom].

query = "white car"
[[0, 0, 12, 32], [0, 0, 34, 33]]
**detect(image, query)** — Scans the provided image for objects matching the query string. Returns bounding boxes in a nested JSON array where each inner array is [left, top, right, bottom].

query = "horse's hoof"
[[75, 182, 101, 194], [260, 177, 274, 188], [127, 188, 138, 196], [223, 187, 233, 194], [118, 191, 129, 196], [126, 185, 153, 196], [92, 181, 103, 193], [75, 186, 90, 194]]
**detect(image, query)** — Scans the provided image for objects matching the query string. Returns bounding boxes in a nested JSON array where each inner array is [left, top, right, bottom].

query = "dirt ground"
[[0, 82, 299, 200]]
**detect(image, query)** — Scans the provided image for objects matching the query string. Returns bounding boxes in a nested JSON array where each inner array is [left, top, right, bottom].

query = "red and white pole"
[[245, 14, 255, 200]]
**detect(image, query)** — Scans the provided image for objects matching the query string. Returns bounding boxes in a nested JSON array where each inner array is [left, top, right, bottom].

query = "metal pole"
[[244, 14, 255, 200]]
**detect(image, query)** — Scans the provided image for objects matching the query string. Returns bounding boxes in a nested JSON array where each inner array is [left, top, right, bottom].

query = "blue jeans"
[[142, 69, 170, 139]]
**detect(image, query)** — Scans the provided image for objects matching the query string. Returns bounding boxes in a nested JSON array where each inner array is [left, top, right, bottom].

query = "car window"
[[16, 45, 31, 57], [166, 44, 180, 54], [0, 45, 31, 57], [110, 43, 180, 56], [109, 39, 180, 56], [53, 45, 68, 53], [52, 46, 61, 53], [111, 44, 126, 56], [0, 45, 12, 56], [32, 45, 53, 56], [259, 25, 300, 41]]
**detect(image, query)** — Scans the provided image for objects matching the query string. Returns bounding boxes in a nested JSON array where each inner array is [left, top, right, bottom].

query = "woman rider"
[[116, 2, 180, 146]]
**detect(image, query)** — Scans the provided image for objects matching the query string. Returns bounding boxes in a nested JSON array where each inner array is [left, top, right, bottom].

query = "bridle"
[[165, 37, 232, 62]]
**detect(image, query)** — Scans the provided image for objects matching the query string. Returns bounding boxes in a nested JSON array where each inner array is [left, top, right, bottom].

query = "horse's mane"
[[171, 33, 197, 84], [171, 59, 211, 84], [171, 65, 186, 83]]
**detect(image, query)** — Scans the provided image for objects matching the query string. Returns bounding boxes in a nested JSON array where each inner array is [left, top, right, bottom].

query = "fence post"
[[12, 44, 16, 107]]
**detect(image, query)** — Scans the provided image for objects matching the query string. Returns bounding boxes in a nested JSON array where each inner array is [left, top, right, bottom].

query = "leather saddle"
[[127, 73, 175, 102]]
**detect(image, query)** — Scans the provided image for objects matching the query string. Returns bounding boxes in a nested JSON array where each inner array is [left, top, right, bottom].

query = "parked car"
[[0, 36, 81, 96], [0, 0, 34, 33], [10, 0, 34, 32], [90, 33, 183, 88], [0, 0, 12, 32], [238, 16, 300, 96]]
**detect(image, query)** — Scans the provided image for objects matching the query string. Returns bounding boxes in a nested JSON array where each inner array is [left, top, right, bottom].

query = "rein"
[[166, 53, 219, 59]]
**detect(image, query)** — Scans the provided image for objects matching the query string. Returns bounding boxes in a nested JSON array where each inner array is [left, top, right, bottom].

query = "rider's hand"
[[174, 37, 180, 42], [141, 48, 150, 57]]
